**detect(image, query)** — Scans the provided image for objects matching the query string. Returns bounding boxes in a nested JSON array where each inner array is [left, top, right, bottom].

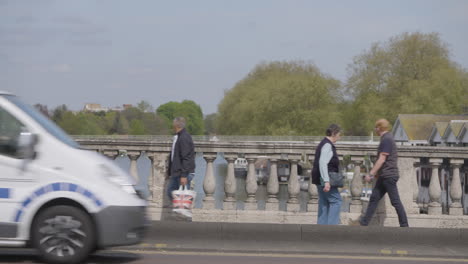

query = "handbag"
[[328, 172, 344, 188], [172, 185, 196, 218]]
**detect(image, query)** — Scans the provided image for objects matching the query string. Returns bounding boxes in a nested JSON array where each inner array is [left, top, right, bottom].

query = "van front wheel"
[[32, 205, 95, 264]]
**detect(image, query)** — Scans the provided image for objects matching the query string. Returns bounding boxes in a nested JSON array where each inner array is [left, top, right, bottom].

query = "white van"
[[0, 92, 147, 264]]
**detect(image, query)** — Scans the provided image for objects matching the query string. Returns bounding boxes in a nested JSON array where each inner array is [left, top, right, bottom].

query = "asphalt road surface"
[[1, 249, 467, 264]]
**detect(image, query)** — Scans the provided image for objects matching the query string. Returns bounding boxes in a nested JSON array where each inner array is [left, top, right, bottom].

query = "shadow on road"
[[0, 249, 141, 264]]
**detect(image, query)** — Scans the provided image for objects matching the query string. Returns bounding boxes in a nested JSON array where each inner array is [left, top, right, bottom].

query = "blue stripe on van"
[[0, 188, 10, 199], [13, 182, 103, 223], [51, 183, 61, 191], [14, 210, 23, 222]]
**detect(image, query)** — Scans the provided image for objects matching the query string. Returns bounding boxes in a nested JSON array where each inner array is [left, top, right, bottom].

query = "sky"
[[1, 0, 467, 115]]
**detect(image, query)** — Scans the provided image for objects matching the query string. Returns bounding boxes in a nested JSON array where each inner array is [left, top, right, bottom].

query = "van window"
[[4, 95, 80, 149], [0, 105, 28, 158]]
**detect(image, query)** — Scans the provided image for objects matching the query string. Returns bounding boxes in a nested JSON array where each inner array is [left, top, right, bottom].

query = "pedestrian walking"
[[312, 124, 343, 225], [167, 117, 196, 202], [360, 119, 408, 227]]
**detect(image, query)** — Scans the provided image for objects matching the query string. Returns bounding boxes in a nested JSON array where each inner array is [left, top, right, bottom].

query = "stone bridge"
[[75, 136, 468, 228]]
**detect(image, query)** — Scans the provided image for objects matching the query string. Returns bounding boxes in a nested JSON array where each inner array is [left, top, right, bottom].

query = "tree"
[[129, 119, 145, 135], [216, 61, 342, 135], [156, 100, 205, 135], [56, 111, 105, 135], [101, 111, 117, 134], [52, 104, 68, 123], [204, 113, 218, 135], [112, 112, 129, 135], [141, 112, 169, 135], [155, 102, 179, 124], [121, 107, 143, 121], [344, 32, 468, 135], [34, 104, 50, 118], [55, 111, 80, 134], [76, 112, 106, 135], [137, 100, 154, 113]]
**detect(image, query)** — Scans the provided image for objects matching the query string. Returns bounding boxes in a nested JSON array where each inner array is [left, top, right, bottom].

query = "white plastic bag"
[[171, 185, 196, 218]]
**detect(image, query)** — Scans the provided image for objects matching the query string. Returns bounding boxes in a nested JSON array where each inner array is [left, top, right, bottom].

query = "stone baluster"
[[127, 151, 141, 183], [245, 157, 258, 210], [224, 155, 237, 210], [266, 158, 279, 211], [307, 157, 318, 212], [350, 158, 363, 214], [449, 159, 464, 215], [147, 152, 169, 207], [287, 159, 300, 212], [412, 161, 421, 214], [102, 150, 119, 160], [428, 158, 442, 215], [203, 153, 217, 210]]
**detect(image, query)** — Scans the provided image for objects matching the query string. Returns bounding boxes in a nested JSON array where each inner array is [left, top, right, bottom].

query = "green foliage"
[[51, 103, 169, 135], [204, 113, 218, 135], [141, 112, 169, 135], [137, 100, 154, 112], [217, 61, 342, 135], [344, 32, 468, 135], [52, 104, 68, 122], [129, 119, 145, 135], [156, 100, 205, 135], [55, 112, 105, 135]]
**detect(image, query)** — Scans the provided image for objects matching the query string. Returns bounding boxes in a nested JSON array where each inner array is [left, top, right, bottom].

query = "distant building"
[[83, 103, 133, 113], [83, 103, 108, 112], [393, 114, 468, 146]]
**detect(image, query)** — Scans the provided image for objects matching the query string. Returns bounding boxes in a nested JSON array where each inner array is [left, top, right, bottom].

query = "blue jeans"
[[167, 173, 194, 201], [317, 185, 342, 225]]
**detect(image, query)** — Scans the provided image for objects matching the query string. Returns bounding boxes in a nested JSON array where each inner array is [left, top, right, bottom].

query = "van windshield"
[[5, 95, 80, 149]]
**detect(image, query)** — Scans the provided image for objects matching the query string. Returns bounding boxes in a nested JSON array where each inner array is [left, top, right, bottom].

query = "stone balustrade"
[[75, 137, 468, 228]]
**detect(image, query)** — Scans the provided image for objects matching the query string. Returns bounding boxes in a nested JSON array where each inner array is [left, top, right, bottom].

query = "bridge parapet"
[[75, 136, 468, 228]]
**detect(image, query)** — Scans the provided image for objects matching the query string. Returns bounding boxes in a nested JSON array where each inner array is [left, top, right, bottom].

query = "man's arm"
[[365, 152, 388, 182], [365, 136, 392, 182], [370, 152, 388, 176]]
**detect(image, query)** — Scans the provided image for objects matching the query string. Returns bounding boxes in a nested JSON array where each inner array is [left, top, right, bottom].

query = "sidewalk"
[[123, 221, 468, 259]]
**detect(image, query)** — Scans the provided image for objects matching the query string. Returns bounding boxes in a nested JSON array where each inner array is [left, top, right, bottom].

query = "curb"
[[143, 221, 468, 246], [114, 221, 468, 259]]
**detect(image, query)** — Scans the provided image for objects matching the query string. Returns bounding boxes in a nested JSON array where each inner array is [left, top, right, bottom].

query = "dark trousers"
[[360, 177, 409, 227]]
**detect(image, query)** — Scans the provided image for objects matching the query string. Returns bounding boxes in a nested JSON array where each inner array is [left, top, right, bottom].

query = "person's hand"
[[323, 182, 331, 192], [180, 177, 188, 186], [364, 175, 372, 183]]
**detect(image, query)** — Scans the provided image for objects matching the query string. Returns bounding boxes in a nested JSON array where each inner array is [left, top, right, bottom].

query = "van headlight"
[[99, 164, 136, 194]]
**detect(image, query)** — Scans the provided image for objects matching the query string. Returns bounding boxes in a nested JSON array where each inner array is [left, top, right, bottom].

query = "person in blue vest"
[[311, 124, 342, 225]]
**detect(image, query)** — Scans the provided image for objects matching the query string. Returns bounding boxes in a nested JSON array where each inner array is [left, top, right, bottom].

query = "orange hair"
[[375, 119, 391, 131]]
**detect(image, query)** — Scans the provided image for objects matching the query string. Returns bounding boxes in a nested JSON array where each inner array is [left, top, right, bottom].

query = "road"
[[1, 249, 468, 264], [2, 222, 467, 264]]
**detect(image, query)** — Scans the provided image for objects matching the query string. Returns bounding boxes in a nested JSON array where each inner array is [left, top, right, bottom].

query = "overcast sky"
[[1, 0, 467, 115]]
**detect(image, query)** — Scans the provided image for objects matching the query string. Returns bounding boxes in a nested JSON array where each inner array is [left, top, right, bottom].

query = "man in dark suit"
[[167, 117, 195, 202]]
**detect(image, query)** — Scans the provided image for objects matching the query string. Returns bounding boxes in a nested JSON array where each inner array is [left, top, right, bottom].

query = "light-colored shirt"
[[171, 134, 178, 162], [319, 143, 333, 185]]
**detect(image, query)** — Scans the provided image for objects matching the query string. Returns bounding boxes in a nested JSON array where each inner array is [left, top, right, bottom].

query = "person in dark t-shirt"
[[360, 119, 408, 227]]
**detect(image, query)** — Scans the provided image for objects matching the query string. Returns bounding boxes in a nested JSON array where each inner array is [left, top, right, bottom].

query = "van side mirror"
[[17, 132, 39, 160]]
